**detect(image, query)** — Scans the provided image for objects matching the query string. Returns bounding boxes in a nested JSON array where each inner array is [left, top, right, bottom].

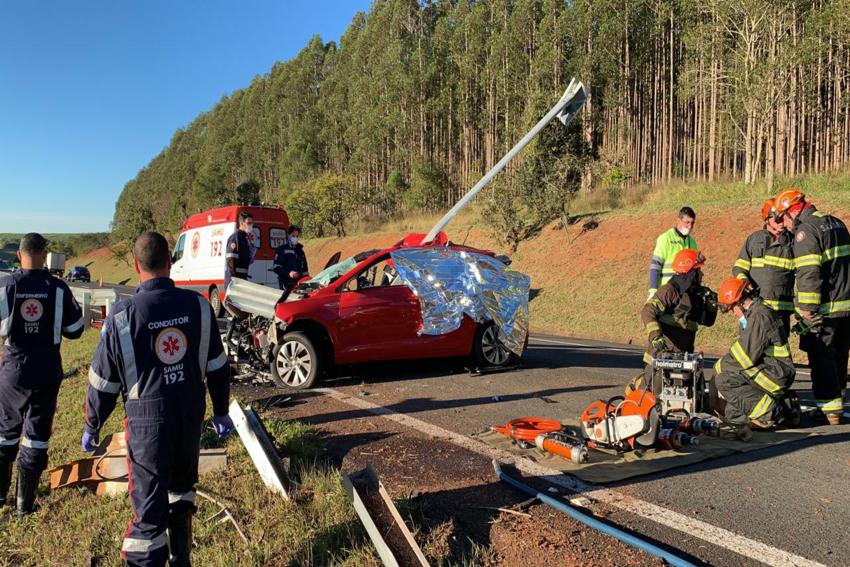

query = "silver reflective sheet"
[[390, 248, 530, 355]]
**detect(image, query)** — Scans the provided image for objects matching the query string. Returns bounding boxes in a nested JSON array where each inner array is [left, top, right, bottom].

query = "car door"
[[335, 259, 422, 362]]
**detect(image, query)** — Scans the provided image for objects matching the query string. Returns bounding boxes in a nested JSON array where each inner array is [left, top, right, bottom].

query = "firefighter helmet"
[[773, 188, 805, 215], [672, 249, 705, 274], [762, 198, 776, 222], [718, 277, 750, 307]]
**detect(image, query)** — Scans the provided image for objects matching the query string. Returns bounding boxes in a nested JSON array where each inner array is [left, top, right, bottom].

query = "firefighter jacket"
[[641, 274, 717, 361], [790, 205, 850, 317], [84, 278, 231, 435], [648, 228, 697, 294], [713, 299, 795, 404], [0, 269, 84, 387], [225, 230, 253, 279], [732, 229, 795, 312]]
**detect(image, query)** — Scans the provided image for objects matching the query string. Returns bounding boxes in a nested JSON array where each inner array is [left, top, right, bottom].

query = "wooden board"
[[48, 430, 227, 496]]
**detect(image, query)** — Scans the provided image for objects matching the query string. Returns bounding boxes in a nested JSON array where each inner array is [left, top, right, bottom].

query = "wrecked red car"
[[224, 233, 527, 390]]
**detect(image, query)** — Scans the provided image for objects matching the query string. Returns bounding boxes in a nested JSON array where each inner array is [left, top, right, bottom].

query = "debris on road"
[[197, 489, 250, 546], [228, 399, 291, 498]]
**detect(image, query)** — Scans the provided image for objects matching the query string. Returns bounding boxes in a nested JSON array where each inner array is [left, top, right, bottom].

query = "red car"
[[267, 237, 523, 389]]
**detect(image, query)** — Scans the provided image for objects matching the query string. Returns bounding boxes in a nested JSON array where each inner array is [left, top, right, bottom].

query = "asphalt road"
[[304, 334, 850, 567]]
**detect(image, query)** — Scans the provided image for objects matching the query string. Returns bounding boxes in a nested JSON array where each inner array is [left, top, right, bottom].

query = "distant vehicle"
[[46, 252, 66, 277], [0, 259, 11, 274], [67, 265, 91, 283], [170, 205, 290, 317]]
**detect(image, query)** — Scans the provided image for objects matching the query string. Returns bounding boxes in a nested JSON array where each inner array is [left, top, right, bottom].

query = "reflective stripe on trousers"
[[168, 490, 196, 505], [122, 531, 168, 554], [21, 436, 48, 449]]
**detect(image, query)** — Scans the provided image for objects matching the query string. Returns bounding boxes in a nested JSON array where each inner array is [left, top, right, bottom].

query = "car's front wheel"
[[270, 331, 321, 390], [472, 322, 517, 368]]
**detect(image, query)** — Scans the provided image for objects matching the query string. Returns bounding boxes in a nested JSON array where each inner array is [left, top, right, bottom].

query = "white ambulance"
[[170, 205, 290, 316]]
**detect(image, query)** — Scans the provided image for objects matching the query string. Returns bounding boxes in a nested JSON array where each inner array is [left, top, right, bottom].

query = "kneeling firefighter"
[[712, 277, 798, 429], [639, 249, 717, 394]]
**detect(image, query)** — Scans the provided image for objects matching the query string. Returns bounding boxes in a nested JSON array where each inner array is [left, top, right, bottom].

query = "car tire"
[[472, 322, 518, 368], [270, 331, 322, 390], [208, 286, 223, 318]]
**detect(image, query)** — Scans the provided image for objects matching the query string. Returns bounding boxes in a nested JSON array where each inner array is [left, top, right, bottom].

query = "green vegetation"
[[0, 331, 384, 566], [112, 0, 850, 248]]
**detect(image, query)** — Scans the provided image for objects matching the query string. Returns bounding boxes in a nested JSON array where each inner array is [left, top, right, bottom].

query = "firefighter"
[[224, 211, 254, 291], [647, 206, 697, 297], [732, 198, 795, 333], [82, 232, 233, 566], [774, 188, 850, 425], [273, 225, 309, 291], [640, 248, 717, 394], [0, 233, 84, 515], [712, 277, 797, 429]]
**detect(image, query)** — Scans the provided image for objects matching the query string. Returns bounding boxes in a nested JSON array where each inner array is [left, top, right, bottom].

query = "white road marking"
[[530, 336, 812, 377], [317, 386, 825, 567]]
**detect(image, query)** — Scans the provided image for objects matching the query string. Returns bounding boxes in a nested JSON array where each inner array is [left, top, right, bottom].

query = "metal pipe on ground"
[[492, 460, 698, 567]]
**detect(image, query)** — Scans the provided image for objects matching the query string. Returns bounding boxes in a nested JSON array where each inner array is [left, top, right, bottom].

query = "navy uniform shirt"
[[225, 230, 252, 279], [84, 277, 230, 434], [0, 269, 84, 387]]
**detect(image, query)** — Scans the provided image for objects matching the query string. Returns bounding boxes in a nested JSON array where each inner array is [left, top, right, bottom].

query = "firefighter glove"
[[212, 415, 235, 439], [793, 313, 823, 336], [650, 334, 667, 353]]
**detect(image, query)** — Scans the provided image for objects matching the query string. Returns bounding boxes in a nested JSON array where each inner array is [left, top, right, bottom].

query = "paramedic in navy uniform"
[[0, 233, 84, 516], [224, 210, 254, 291], [82, 231, 233, 567]]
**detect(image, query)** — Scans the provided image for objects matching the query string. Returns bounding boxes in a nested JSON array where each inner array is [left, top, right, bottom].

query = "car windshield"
[[306, 256, 358, 287]]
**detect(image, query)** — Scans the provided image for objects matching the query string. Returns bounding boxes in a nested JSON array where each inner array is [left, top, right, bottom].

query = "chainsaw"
[[580, 388, 661, 452]]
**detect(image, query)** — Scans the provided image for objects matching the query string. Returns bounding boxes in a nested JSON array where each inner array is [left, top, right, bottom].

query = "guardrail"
[[69, 285, 119, 329]]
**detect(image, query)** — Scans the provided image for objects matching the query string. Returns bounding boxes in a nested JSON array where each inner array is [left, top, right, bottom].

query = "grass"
[[571, 170, 850, 216], [0, 331, 382, 567]]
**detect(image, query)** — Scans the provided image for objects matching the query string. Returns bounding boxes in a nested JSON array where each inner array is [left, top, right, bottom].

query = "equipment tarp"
[[475, 424, 820, 484], [390, 248, 530, 356]]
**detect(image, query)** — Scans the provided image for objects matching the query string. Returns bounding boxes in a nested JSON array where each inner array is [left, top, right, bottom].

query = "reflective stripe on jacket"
[[791, 206, 850, 317], [732, 229, 794, 312]]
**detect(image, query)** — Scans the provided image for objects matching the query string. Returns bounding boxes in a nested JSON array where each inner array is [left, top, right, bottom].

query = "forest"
[[112, 0, 850, 242]]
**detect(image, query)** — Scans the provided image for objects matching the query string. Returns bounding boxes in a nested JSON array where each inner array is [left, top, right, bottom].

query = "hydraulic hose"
[[492, 417, 562, 442], [492, 460, 698, 567]]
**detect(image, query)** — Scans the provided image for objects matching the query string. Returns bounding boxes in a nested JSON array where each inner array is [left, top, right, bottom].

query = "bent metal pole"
[[423, 78, 588, 244]]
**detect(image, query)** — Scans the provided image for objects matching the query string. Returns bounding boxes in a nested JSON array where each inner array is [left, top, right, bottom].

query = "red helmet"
[[672, 249, 705, 274], [762, 198, 776, 222], [718, 277, 750, 307], [773, 188, 805, 215]]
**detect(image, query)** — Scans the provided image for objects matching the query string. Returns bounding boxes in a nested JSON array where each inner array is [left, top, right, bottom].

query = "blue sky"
[[0, 0, 370, 233]]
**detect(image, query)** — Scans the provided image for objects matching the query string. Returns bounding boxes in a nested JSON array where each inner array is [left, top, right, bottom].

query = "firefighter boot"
[[13, 468, 40, 517], [167, 508, 193, 567], [0, 461, 12, 506]]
